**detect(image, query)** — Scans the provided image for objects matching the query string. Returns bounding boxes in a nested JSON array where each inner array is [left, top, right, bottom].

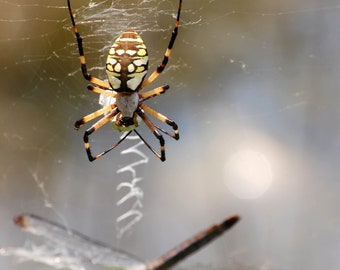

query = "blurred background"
[[1, 0, 340, 269]]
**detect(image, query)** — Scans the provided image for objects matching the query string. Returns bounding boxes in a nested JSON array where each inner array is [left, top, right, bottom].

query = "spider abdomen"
[[106, 30, 149, 92]]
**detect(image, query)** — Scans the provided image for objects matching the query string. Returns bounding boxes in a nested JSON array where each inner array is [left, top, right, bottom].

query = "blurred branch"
[[1, 213, 240, 270]]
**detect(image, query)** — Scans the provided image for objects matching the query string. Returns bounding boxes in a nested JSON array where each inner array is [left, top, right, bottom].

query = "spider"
[[67, 0, 182, 162]]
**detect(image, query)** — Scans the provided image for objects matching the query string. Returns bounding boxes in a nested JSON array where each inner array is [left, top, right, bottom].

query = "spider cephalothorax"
[[68, 0, 182, 162]]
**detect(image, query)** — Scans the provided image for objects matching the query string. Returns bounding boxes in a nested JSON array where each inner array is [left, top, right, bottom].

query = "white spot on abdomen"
[[127, 71, 147, 90]]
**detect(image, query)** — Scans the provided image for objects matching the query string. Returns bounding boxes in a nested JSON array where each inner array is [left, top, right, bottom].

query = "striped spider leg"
[[67, 0, 111, 89], [74, 84, 178, 161], [67, 0, 182, 162]]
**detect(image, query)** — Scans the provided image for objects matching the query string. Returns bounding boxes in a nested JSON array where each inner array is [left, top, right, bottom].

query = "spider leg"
[[133, 129, 163, 161], [140, 0, 182, 89], [74, 104, 116, 130], [67, 0, 111, 89], [136, 108, 166, 161], [139, 84, 169, 102], [83, 108, 131, 161], [86, 130, 132, 162], [87, 84, 117, 98], [140, 104, 179, 140]]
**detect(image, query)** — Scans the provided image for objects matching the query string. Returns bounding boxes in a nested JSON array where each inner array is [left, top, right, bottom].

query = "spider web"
[[1, 0, 340, 270]]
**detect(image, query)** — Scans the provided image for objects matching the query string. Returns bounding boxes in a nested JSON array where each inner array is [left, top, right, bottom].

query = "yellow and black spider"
[[67, 0, 182, 162]]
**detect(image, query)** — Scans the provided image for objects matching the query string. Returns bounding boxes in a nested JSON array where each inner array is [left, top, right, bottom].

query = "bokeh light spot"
[[224, 149, 273, 199]]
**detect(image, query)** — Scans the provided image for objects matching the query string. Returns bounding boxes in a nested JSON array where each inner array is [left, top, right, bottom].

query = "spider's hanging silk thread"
[[116, 135, 149, 238]]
